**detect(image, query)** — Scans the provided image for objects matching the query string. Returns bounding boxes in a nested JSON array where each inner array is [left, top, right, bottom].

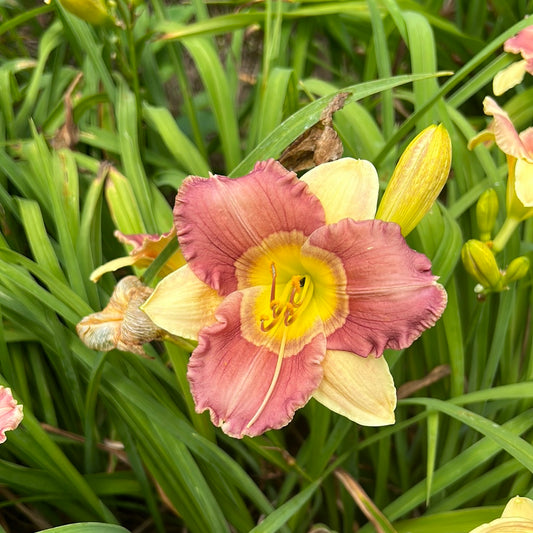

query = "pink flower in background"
[[469, 97, 533, 220], [493, 25, 533, 95], [0, 387, 23, 443], [143, 158, 447, 438]]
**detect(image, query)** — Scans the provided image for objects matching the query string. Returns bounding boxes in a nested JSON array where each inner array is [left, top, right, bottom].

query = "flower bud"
[[377, 124, 452, 236], [50, 0, 111, 25], [502, 256, 530, 285], [461, 240, 503, 291], [476, 188, 499, 241]]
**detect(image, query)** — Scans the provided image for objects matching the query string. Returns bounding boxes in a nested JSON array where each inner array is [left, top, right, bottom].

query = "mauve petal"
[[0, 387, 23, 443], [175, 160, 326, 296], [504, 26, 533, 59], [187, 290, 326, 438], [304, 218, 447, 356], [313, 350, 396, 426], [484, 97, 533, 161], [300, 158, 379, 223]]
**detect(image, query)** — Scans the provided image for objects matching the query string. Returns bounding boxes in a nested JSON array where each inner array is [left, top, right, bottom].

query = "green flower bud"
[[502, 256, 530, 285], [52, 0, 111, 25], [461, 240, 503, 292], [476, 188, 499, 241]]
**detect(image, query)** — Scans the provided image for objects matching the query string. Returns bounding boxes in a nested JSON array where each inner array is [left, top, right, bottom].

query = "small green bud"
[[476, 188, 499, 241], [502, 256, 530, 285], [461, 240, 503, 292]]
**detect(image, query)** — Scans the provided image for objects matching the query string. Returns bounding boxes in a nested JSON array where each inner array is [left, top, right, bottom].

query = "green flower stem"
[[492, 217, 521, 253]]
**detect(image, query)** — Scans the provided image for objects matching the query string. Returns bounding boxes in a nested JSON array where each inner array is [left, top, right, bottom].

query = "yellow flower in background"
[[376, 124, 452, 236], [469, 496, 533, 532]]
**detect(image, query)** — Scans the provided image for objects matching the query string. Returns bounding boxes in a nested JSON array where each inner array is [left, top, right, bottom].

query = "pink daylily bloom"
[[143, 158, 447, 438], [504, 26, 533, 59], [469, 97, 533, 217], [0, 387, 23, 443], [493, 26, 533, 95], [90, 229, 186, 282]]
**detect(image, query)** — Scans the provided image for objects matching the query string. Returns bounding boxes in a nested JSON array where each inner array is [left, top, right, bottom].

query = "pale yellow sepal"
[[376, 124, 452, 236], [141, 265, 223, 340], [514, 158, 533, 208], [468, 130, 496, 151], [300, 158, 379, 223], [493, 60, 527, 96], [469, 496, 533, 532], [90, 256, 138, 282], [313, 350, 396, 426]]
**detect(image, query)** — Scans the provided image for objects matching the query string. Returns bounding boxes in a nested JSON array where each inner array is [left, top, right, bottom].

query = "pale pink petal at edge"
[[300, 158, 379, 223], [187, 290, 326, 438], [504, 26, 533, 59], [313, 349, 396, 425], [0, 387, 23, 443], [175, 160, 326, 296], [305, 218, 447, 356]]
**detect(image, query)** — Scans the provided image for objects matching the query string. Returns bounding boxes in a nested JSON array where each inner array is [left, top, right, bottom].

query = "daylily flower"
[[90, 229, 185, 282], [469, 97, 533, 244], [0, 386, 23, 443], [469, 496, 533, 532], [493, 26, 533, 95], [142, 157, 447, 438]]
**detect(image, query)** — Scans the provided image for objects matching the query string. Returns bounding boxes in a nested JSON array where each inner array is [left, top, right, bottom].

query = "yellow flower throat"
[[260, 263, 314, 332]]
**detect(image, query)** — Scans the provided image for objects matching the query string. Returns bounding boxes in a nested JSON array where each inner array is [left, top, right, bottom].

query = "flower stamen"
[[260, 267, 313, 332]]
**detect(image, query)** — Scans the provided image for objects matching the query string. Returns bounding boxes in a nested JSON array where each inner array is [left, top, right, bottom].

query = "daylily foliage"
[[143, 141, 449, 438]]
